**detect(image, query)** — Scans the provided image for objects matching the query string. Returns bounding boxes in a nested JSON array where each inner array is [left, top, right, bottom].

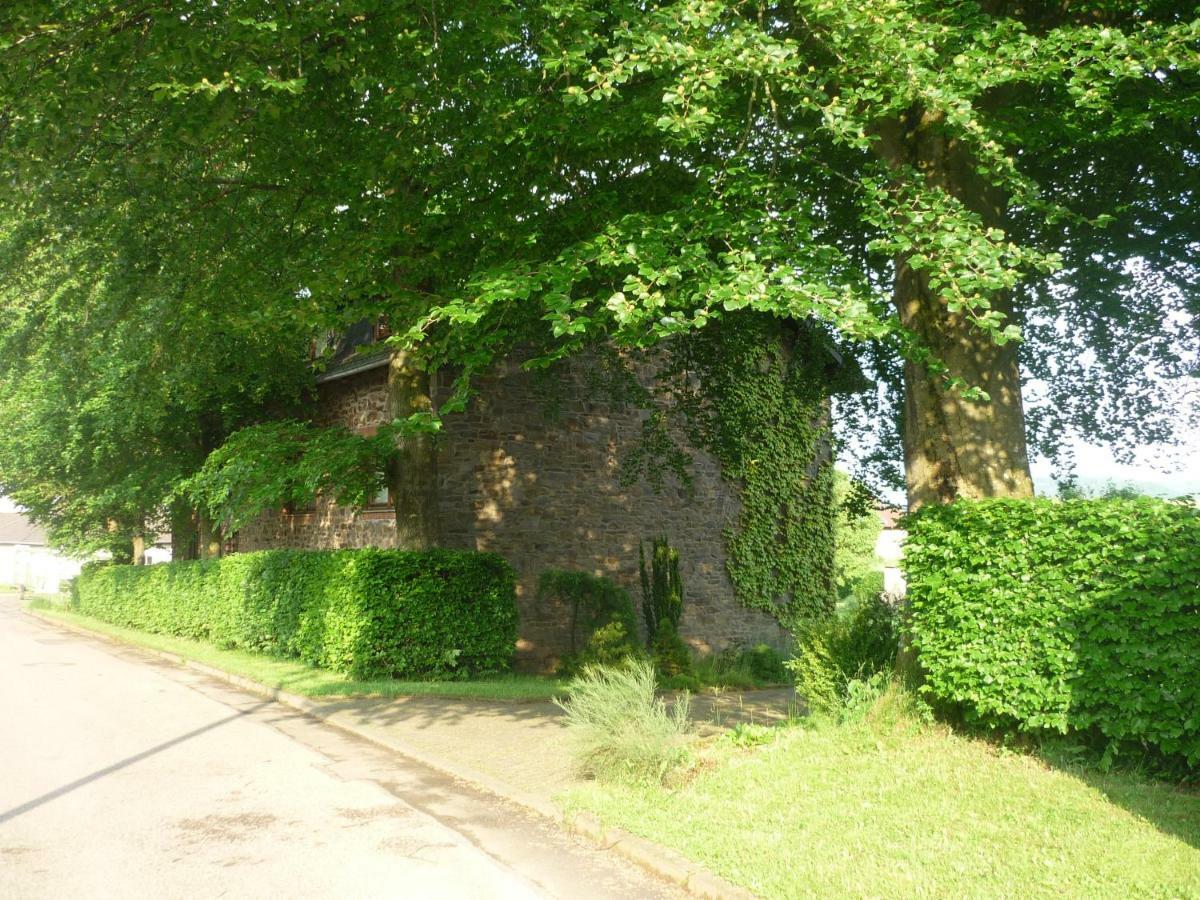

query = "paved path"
[[0, 595, 680, 899], [302, 688, 796, 810]]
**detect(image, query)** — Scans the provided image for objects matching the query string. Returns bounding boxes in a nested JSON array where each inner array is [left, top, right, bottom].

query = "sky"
[[1031, 437, 1200, 498]]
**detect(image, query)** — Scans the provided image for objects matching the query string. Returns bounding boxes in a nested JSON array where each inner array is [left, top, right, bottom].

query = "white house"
[[0, 512, 85, 593], [875, 506, 907, 598]]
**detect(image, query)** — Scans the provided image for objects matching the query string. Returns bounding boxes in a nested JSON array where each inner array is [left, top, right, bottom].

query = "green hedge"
[[905, 498, 1200, 764], [73, 548, 518, 679]]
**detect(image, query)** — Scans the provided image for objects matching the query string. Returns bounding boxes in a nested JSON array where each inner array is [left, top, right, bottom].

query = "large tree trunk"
[[877, 110, 1035, 510], [197, 513, 222, 560], [131, 533, 146, 566], [170, 505, 199, 561], [386, 349, 440, 550]]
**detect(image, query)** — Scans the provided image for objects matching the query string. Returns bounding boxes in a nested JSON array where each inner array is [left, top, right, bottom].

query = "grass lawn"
[[28, 602, 569, 702], [566, 694, 1200, 898]]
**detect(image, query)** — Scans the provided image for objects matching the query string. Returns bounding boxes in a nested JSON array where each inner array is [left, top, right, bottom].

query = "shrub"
[[650, 621, 693, 678], [681, 643, 789, 691], [537, 569, 641, 674], [833, 472, 884, 603], [73, 548, 518, 679], [905, 498, 1200, 765], [555, 660, 692, 783], [639, 536, 682, 646], [741, 643, 788, 684], [788, 595, 900, 717]]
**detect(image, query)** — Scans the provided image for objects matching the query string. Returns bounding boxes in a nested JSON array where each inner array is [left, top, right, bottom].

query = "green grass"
[[28, 602, 568, 701], [565, 689, 1200, 898]]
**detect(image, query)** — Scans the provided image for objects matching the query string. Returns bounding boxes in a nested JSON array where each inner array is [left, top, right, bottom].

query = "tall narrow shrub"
[[639, 536, 683, 646]]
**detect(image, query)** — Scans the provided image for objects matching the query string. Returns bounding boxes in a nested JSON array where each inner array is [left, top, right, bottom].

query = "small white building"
[[875, 506, 907, 598], [0, 513, 84, 594]]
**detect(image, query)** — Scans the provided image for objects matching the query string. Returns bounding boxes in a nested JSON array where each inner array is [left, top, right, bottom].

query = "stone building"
[[237, 333, 791, 670]]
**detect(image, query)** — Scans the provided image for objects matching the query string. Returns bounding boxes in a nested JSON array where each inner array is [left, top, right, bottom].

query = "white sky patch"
[[1031, 434, 1200, 498]]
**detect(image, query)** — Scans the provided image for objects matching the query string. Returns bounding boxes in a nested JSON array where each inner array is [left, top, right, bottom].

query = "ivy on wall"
[[655, 315, 840, 628], [530, 315, 845, 629]]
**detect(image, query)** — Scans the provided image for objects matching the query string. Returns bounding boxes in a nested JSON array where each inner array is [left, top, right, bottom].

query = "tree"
[[0, 1, 1195, 518], [0, 214, 311, 558], [418, 0, 1198, 508]]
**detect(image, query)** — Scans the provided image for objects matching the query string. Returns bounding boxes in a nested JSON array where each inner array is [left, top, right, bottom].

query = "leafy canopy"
[[0, 1, 1195, 523]]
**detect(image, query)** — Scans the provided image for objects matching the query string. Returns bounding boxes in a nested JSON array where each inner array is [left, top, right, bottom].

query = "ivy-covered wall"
[[238, 317, 842, 665], [238, 360, 793, 669], [649, 317, 839, 629]]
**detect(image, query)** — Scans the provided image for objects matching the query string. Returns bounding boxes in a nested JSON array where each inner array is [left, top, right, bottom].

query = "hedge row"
[[73, 548, 519, 679], [905, 498, 1200, 764]]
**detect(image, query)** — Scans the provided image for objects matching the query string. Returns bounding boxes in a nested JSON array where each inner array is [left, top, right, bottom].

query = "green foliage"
[[35, 603, 562, 700], [832, 472, 884, 605], [656, 319, 838, 627], [668, 643, 789, 692], [740, 643, 789, 685], [0, 214, 310, 558], [179, 421, 398, 534], [639, 536, 683, 645], [537, 569, 641, 675], [0, 1, 1197, 529], [723, 722, 777, 749], [556, 660, 692, 784], [577, 621, 642, 671], [73, 549, 518, 680], [788, 596, 900, 717], [905, 498, 1200, 765], [649, 622, 693, 680]]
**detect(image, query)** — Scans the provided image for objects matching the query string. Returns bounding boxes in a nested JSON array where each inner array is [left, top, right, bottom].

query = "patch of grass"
[[28, 603, 568, 701], [24, 591, 70, 606], [565, 686, 1200, 898], [658, 643, 791, 694]]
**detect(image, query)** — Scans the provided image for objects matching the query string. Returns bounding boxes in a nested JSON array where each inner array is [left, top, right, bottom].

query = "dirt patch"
[[174, 812, 277, 843]]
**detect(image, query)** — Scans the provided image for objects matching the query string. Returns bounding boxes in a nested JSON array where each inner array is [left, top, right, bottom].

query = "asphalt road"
[[0, 595, 679, 899]]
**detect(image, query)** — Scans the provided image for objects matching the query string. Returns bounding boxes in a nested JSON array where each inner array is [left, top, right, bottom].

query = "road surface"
[[0, 594, 679, 899]]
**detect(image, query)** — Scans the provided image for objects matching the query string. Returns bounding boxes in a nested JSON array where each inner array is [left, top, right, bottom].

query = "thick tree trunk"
[[131, 533, 146, 566], [197, 513, 222, 560], [170, 506, 199, 561], [876, 110, 1035, 510], [386, 349, 440, 550]]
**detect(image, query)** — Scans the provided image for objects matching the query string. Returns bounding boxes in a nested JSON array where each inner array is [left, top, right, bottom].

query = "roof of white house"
[[0, 512, 47, 546]]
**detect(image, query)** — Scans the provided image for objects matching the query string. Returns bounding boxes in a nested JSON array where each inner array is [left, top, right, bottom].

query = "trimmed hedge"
[[905, 498, 1200, 764], [73, 548, 518, 679]]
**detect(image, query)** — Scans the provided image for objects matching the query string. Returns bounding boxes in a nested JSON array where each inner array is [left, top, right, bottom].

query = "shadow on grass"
[[26, 603, 574, 728], [952, 715, 1200, 853], [1035, 745, 1200, 852]]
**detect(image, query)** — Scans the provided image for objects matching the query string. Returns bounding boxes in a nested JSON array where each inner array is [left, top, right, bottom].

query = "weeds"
[[556, 659, 693, 784]]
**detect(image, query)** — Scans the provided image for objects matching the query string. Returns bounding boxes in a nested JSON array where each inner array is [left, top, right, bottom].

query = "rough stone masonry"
[[237, 355, 789, 670]]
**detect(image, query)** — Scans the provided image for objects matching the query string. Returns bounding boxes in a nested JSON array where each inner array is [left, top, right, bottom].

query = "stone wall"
[[237, 358, 791, 669]]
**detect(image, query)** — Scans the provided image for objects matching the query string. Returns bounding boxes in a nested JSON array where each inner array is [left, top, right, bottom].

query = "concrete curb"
[[24, 606, 755, 900]]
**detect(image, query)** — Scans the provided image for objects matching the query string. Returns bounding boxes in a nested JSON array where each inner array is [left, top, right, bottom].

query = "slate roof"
[[0, 512, 47, 545]]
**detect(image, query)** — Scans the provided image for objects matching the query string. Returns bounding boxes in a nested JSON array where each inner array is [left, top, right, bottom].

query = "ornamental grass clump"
[[555, 659, 693, 784]]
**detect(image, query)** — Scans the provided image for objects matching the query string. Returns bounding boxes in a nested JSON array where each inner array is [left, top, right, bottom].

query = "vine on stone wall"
[[529, 317, 843, 628], [656, 316, 839, 628]]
